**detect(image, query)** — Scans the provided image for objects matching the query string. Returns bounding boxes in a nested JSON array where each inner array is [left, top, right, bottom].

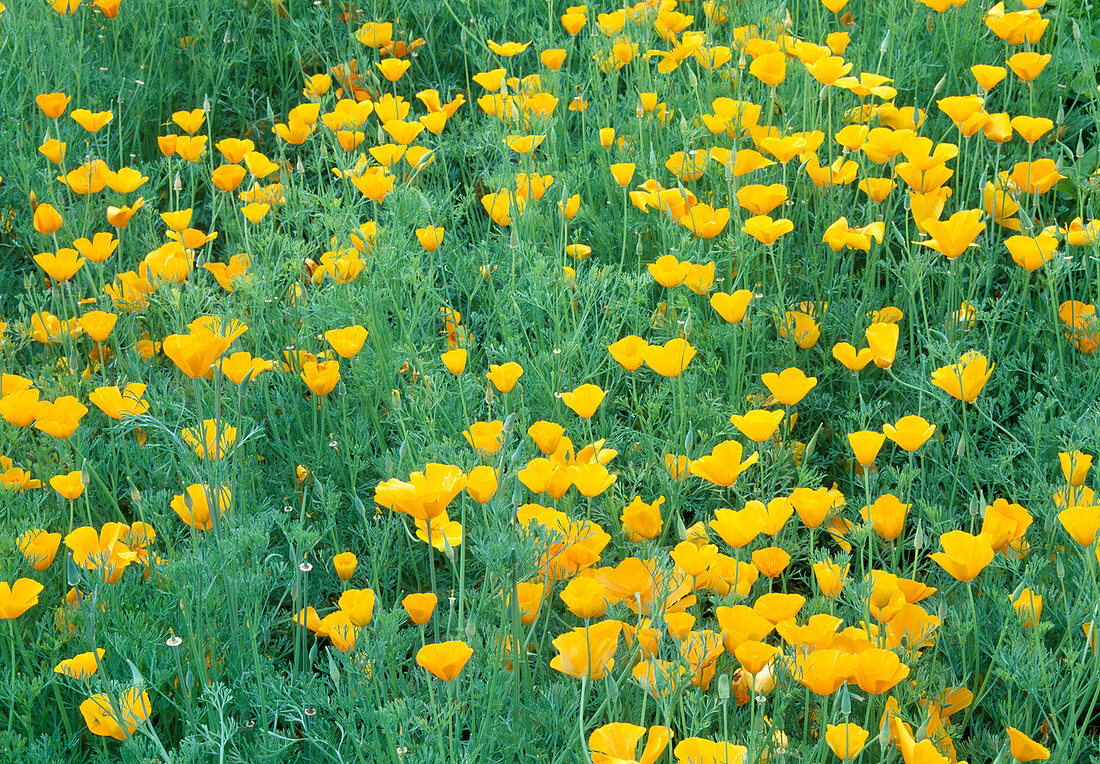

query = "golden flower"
[[931, 351, 993, 403], [464, 420, 504, 456], [80, 688, 150, 740], [301, 360, 341, 396], [17, 529, 62, 570], [416, 641, 473, 680], [181, 419, 237, 460], [54, 649, 105, 680]]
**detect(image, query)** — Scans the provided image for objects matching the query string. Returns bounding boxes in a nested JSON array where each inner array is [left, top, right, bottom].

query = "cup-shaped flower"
[[563, 384, 606, 419], [572, 462, 617, 497], [218, 353, 273, 385], [171, 484, 231, 531], [338, 588, 376, 627], [670, 540, 718, 578], [465, 465, 498, 504], [65, 524, 134, 583], [301, 360, 341, 396], [17, 529, 62, 570], [441, 349, 467, 375], [734, 640, 778, 674], [1060, 451, 1093, 487], [918, 210, 985, 260], [319, 612, 360, 652], [827, 342, 871, 373], [848, 430, 886, 466], [1007, 728, 1051, 761], [527, 421, 565, 455], [80, 688, 150, 740], [1006, 234, 1057, 272], [750, 50, 786, 86], [883, 416, 936, 452], [648, 255, 688, 288], [561, 576, 612, 619], [324, 326, 369, 358], [865, 322, 898, 368], [644, 338, 696, 377], [608, 336, 649, 371], [621, 496, 664, 541], [813, 559, 849, 599], [487, 361, 524, 392], [853, 648, 909, 694], [464, 420, 504, 456], [77, 311, 118, 343], [403, 593, 438, 625], [588, 723, 671, 764], [1012, 588, 1042, 627], [551, 620, 621, 680], [33, 396, 88, 439], [333, 552, 357, 581], [181, 419, 237, 460], [34, 249, 85, 282], [33, 203, 64, 235], [512, 582, 545, 626], [1057, 505, 1100, 546], [751, 547, 791, 577], [163, 330, 232, 379], [1006, 52, 1050, 81], [715, 605, 775, 653], [860, 494, 909, 541], [711, 290, 753, 324], [49, 471, 85, 500], [0, 578, 45, 619], [0, 388, 40, 427], [762, 367, 817, 405], [825, 723, 869, 760], [374, 464, 467, 522], [730, 409, 784, 442], [416, 640, 473, 681], [790, 487, 843, 528], [931, 530, 994, 581], [931, 352, 993, 403], [742, 214, 793, 244], [610, 163, 636, 187], [795, 649, 856, 695], [710, 505, 764, 548], [36, 92, 70, 118], [690, 440, 759, 487], [54, 649, 105, 680]]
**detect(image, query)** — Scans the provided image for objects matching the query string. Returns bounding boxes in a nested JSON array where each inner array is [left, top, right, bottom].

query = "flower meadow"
[[2, 0, 1100, 760]]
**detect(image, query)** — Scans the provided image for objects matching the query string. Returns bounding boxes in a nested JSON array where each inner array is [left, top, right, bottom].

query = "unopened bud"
[[878, 715, 892, 747], [915, 715, 930, 743], [968, 495, 981, 517]]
